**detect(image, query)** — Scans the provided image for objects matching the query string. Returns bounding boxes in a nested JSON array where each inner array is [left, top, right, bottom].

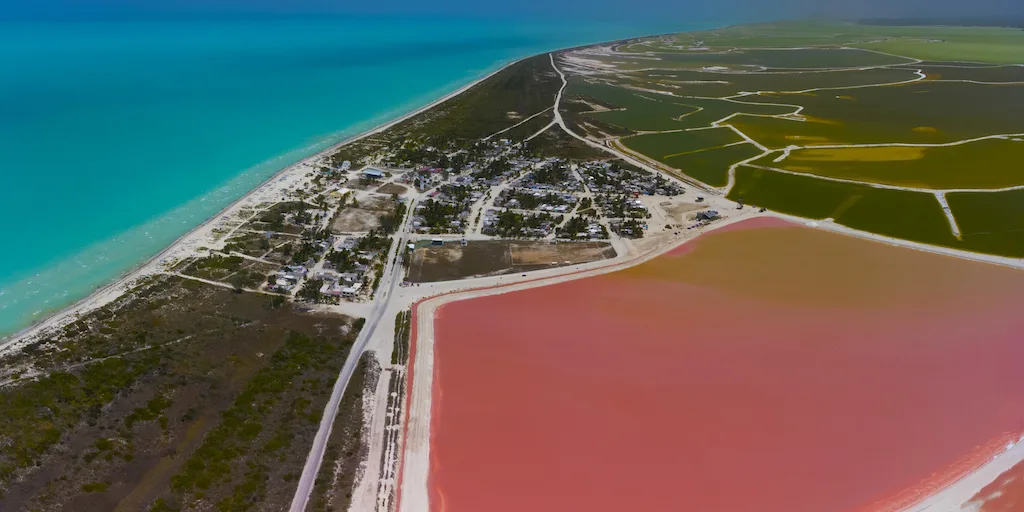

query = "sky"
[[1, 0, 1021, 22]]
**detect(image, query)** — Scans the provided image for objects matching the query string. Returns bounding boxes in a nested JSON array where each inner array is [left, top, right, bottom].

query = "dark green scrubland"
[[0, 277, 361, 512]]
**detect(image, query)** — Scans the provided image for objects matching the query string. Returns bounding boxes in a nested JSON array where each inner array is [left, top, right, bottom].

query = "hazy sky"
[[1, 0, 1021, 21]]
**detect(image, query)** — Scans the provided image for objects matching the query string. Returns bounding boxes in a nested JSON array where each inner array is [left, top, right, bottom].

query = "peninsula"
[[1, 19, 1023, 512]]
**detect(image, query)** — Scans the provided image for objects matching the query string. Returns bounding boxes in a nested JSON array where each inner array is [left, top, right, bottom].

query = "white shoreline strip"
[[904, 437, 1024, 512]]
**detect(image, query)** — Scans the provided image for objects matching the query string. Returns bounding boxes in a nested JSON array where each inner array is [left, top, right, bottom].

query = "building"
[[342, 282, 363, 298], [696, 210, 720, 221], [362, 168, 386, 180]]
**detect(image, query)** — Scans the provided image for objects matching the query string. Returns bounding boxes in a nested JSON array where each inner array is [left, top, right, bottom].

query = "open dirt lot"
[[331, 195, 392, 233], [377, 183, 408, 196], [663, 202, 707, 220], [406, 241, 615, 283]]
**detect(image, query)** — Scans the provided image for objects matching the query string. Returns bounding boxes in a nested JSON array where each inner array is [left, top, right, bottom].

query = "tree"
[[297, 279, 323, 302], [228, 274, 247, 293]]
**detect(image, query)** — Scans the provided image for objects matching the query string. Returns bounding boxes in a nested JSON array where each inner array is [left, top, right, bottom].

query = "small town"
[[175, 135, 710, 307]]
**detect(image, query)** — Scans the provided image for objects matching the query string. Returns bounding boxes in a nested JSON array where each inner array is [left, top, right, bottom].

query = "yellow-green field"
[[754, 139, 1024, 190]]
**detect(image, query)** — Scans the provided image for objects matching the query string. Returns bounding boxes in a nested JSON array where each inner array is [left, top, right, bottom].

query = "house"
[[695, 210, 720, 221], [362, 168, 386, 180], [342, 282, 364, 298]]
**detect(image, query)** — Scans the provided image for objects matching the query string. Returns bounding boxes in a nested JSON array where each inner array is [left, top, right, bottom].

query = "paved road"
[[289, 200, 415, 512]]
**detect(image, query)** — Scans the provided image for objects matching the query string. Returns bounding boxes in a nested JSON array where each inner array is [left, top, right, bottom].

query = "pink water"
[[425, 219, 1024, 512]]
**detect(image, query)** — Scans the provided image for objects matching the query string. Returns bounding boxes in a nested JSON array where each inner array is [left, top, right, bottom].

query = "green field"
[[621, 128, 758, 187], [566, 20, 1024, 258], [659, 48, 914, 69], [729, 82, 1024, 147], [915, 65, 1024, 82], [754, 138, 1024, 189], [583, 47, 912, 71], [856, 38, 1024, 65], [947, 189, 1024, 257], [620, 20, 1024, 64], [569, 78, 795, 131], [569, 79, 698, 131], [621, 127, 742, 157], [727, 166, 962, 247], [664, 143, 764, 187], [619, 67, 919, 98]]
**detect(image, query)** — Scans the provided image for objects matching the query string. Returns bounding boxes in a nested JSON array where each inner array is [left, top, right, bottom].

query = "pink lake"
[[425, 219, 1024, 512]]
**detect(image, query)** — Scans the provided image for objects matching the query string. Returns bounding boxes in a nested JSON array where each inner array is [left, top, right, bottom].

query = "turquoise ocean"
[[0, 16, 720, 339]]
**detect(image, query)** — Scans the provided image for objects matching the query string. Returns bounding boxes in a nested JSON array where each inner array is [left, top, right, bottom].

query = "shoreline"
[[0, 56, 522, 355]]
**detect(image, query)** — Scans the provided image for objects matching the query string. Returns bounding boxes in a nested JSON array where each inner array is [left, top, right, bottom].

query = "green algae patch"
[[915, 65, 1024, 83], [759, 138, 1024, 190], [655, 48, 914, 69], [582, 47, 910, 71], [569, 79, 796, 132], [622, 127, 742, 158], [947, 189, 1024, 258], [731, 82, 1024, 147], [855, 38, 1024, 65], [623, 20, 1024, 64], [665, 143, 764, 187], [624, 67, 920, 97], [568, 79, 698, 131], [728, 166, 960, 247], [673, 97, 796, 129]]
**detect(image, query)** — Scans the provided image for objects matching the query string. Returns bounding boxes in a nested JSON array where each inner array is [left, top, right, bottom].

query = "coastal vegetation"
[[0, 276, 361, 511], [390, 54, 563, 144], [308, 352, 379, 512]]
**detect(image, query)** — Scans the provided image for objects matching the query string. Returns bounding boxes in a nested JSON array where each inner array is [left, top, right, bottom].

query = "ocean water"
[[0, 16, 720, 339]]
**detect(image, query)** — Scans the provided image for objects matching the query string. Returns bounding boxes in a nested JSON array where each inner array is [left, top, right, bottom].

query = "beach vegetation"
[[0, 275, 357, 510], [297, 279, 324, 302], [308, 352, 379, 512]]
